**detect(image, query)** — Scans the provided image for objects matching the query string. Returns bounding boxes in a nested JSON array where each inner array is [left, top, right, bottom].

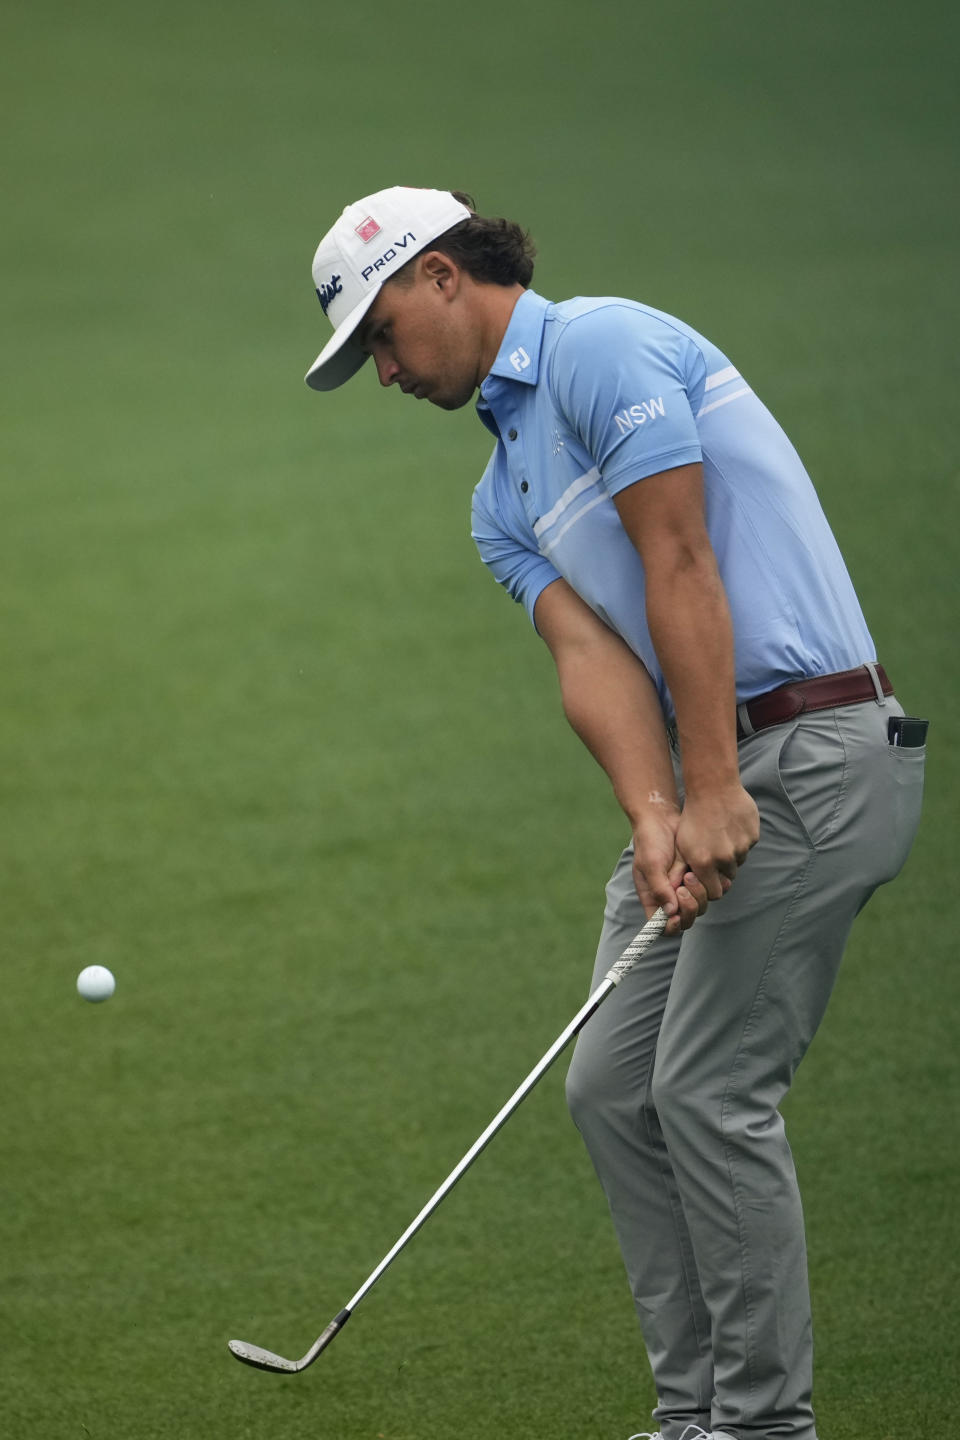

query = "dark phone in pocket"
[[888, 716, 929, 748]]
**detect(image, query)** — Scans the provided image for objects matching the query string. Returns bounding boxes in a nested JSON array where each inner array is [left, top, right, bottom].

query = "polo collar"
[[482, 288, 551, 389]]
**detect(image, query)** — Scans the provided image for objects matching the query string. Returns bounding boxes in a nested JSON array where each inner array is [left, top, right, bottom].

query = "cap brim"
[[304, 286, 382, 391]]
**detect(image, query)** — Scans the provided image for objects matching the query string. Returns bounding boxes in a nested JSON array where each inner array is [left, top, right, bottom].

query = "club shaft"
[[347, 974, 615, 1310]]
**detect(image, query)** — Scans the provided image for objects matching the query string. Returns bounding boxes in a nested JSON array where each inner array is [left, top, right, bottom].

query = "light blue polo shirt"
[[471, 289, 876, 716]]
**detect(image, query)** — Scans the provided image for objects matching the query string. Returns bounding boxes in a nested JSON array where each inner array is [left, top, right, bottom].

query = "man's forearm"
[[612, 465, 760, 897], [644, 544, 740, 796], [535, 578, 677, 822], [554, 625, 680, 824], [535, 576, 717, 931]]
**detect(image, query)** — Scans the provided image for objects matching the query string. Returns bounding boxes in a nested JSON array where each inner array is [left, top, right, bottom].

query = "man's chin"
[[428, 386, 477, 412]]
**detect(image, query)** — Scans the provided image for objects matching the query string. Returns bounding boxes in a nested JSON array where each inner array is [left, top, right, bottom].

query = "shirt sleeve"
[[471, 475, 561, 628], [550, 304, 704, 496]]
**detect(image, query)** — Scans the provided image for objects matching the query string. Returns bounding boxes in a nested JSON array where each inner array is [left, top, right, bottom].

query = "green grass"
[[2, 3, 958, 1436]]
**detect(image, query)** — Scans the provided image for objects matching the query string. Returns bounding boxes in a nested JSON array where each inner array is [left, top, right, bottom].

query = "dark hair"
[[392, 190, 536, 288]]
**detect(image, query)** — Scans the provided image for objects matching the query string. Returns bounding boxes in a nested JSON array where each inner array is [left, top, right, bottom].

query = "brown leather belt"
[[737, 663, 893, 740]]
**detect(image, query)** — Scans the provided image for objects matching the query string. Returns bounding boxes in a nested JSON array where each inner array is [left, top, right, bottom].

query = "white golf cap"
[[305, 186, 472, 391]]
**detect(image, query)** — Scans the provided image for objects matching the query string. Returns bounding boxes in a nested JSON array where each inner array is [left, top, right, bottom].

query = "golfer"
[[304, 187, 926, 1440]]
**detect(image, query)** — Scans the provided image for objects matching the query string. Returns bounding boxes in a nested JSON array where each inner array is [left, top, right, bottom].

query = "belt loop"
[[864, 661, 887, 705], [736, 701, 755, 737]]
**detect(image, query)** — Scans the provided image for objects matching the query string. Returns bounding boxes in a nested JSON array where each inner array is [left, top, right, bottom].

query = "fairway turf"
[[2, 3, 958, 1437]]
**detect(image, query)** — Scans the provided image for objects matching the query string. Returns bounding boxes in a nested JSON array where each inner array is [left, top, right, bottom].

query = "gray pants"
[[565, 698, 925, 1440]]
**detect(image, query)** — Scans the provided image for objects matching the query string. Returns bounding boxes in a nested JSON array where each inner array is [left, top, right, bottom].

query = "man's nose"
[[374, 353, 400, 387]]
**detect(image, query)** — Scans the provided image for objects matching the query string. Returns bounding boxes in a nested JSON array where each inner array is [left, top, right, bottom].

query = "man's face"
[[358, 260, 482, 411]]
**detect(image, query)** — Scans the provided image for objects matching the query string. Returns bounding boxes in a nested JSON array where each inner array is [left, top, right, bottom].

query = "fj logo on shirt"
[[316, 275, 343, 315], [613, 397, 666, 434], [510, 346, 531, 373]]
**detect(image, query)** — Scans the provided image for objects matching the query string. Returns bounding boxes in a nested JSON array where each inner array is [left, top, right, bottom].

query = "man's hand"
[[675, 783, 760, 900], [632, 782, 759, 935], [632, 794, 709, 936]]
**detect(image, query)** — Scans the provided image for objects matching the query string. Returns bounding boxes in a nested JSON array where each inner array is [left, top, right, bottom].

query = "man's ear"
[[419, 249, 460, 296]]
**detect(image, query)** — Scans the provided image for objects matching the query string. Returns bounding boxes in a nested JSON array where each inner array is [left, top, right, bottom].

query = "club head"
[[228, 1309, 351, 1375], [228, 1339, 302, 1373]]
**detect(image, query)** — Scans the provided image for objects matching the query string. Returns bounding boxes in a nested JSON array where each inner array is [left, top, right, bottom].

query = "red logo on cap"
[[355, 216, 381, 244]]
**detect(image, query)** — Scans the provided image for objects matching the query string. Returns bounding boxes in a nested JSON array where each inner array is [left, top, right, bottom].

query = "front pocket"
[[775, 714, 848, 850]]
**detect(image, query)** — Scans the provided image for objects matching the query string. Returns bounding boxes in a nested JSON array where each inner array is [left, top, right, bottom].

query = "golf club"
[[228, 904, 668, 1374]]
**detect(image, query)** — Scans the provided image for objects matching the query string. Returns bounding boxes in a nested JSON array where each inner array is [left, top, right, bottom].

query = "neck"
[[475, 283, 527, 381]]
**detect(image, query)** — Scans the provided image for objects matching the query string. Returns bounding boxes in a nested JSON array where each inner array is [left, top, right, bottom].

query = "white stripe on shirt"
[[697, 385, 751, 419], [533, 467, 600, 539], [704, 364, 740, 392], [539, 492, 609, 555]]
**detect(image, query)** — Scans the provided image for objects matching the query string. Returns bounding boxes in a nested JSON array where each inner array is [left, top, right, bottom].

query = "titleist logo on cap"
[[316, 274, 343, 315]]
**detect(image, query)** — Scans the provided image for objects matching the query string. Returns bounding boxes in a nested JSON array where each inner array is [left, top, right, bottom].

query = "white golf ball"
[[77, 965, 116, 1003]]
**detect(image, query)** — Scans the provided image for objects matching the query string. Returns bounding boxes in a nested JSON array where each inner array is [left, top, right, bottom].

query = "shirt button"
[[520, 480, 529, 493], [508, 428, 518, 441]]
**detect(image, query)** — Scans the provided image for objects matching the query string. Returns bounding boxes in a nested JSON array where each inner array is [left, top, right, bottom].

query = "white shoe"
[[628, 1428, 712, 1440]]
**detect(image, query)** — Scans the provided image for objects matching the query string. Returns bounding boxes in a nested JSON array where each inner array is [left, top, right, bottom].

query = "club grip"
[[604, 907, 667, 986]]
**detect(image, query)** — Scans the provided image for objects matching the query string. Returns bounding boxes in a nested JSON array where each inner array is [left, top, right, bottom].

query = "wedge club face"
[[229, 1309, 350, 1374], [228, 1340, 301, 1373]]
